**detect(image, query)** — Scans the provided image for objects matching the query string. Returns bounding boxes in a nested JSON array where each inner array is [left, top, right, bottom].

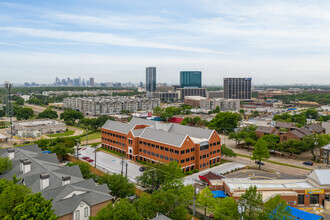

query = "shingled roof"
[[308, 124, 326, 133], [0, 145, 113, 217], [256, 126, 275, 134]]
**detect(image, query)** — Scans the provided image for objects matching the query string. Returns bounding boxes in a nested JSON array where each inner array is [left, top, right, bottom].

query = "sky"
[[0, 0, 330, 86]]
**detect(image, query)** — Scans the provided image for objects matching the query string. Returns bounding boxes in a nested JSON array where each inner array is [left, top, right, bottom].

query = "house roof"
[[307, 169, 330, 185], [308, 124, 325, 133], [290, 130, 306, 139], [275, 121, 294, 129], [255, 126, 275, 134], [152, 215, 172, 220], [297, 127, 313, 136], [322, 143, 330, 150], [0, 145, 113, 217]]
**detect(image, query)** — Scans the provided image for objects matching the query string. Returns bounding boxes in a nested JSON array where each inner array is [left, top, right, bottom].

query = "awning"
[[211, 190, 227, 198]]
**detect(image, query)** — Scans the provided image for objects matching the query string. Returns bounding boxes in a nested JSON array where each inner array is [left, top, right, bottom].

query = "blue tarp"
[[211, 190, 227, 198], [287, 206, 323, 220], [42, 151, 52, 153]]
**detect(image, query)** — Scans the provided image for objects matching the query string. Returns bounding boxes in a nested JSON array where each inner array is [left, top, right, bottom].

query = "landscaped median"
[[236, 153, 313, 171], [46, 129, 75, 137]]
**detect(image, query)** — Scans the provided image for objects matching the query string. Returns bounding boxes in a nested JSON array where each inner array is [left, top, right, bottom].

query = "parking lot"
[[79, 146, 142, 183]]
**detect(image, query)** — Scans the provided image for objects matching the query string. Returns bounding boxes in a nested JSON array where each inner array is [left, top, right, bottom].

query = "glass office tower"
[[146, 67, 156, 92], [180, 71, 202, 88]]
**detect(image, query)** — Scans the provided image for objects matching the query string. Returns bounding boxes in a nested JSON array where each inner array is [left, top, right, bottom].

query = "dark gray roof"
[[308, 124, 325, 133], [322, 143, 330, 150], [276, 121, 294, 129], [129, 117, 158, 127], [140, 127, 187, 147], [168, 123, 213, 140], [0, 144, 113, 217], [297, 127, 313, 136], [102, 120, 134, 134], [255, 126, 275, 134], [290, 130, 306, 138]]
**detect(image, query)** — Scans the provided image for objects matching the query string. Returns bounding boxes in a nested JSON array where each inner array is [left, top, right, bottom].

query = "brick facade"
[[101, 119, 221, 172]]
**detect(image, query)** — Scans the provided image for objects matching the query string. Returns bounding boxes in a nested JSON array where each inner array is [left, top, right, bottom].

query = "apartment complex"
[[101, 118, 221, 172], [13, 120, 66, 138], [200, 98, 240, 112], [224, 77, 252, 99], [180, 71, 202, 88], [63, 97, 160, 115], [176, 88, 206, 100], [0, 145, 113, 219]]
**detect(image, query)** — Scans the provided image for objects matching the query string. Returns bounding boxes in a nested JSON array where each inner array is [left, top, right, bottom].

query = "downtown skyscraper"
[[146, 67, 156, 92]]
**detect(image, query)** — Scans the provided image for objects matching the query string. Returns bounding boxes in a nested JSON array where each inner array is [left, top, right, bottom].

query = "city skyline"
[[0, 1, 330, 85]]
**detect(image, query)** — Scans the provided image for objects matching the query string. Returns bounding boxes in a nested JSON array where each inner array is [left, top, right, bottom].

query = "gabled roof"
[[102, 120, 134, 134], [290, 130, 306, 138], [255, 126, 275, 134], [297, 127, 313, 136], [275, 121, 294, 129], [168, 123, 213, 140], [307, 169, 330, 185], [322, 143, 330, 150], [308, 124, 325, 133], [0, 145, 113, 217]]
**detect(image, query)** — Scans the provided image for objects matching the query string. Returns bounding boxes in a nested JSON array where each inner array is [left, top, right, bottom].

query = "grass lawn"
[[236, 153, 312, 171], [100, 147, 126, 157], [46, 129, 75, 137], [80, 132, 101, 142]]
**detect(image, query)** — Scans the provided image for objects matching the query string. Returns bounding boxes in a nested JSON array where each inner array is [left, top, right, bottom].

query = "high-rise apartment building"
[[146, 67, 156, 92], [90, 77, 95, 87], [223, 77, 252, 99], [180, 71, 202, 88]]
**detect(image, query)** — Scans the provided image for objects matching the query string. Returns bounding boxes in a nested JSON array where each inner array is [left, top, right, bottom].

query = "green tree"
[[0, 179, 30, 218], [60, 109, 84, 125], [252, 139, 270, 170], [213, 197, 239, 220], [221, 144, 236, 157], [134, 193, 157, 220], [16, 107, 34, 120], [98, 173, 135, 200], [4, 193, 56, 220], [0, 157, 13, 174], [136, 161, 184, 192], [66, 161, 94, 179], [196, 187, 217, 217], [263, 195, 291, 220], [0, 109, 5, 117], [302, 134, 330, 162], [12, 95, 24, 105], [153, 106, 164, 116], [240, 185, 263, 220], [37, 108, 58, 119], [260, 135, 280, 151], [91, 199, 140, 220], [51, 143, 74, 158], [244, 137, 256, 152], [208, 112, 241, 134]]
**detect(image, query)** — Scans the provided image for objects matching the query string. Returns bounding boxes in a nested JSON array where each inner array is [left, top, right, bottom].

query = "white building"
[[13, 120, 66, 138], [200, 98, 240, 112]]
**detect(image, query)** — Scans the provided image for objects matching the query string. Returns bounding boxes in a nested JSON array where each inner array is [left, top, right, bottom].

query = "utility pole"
[[4, 82, 13, 139], [86, 126, 88, 146], [121, 156, 124, 175], [75, 139, 80, 160], [94, 144, 97, 168], [125, 162, 128, 177]]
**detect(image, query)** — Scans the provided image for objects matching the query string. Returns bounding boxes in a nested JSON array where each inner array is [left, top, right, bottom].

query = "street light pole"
[[86, 127, 88, 146], [94, 144, 97, 168], [75, 139, 80, 160], [126, 162, 128, 177], [121, 156, 124, 174]]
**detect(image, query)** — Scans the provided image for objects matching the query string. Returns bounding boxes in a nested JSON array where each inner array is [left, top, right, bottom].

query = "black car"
[[139, 166, 145, 172], [255, 160, 265, 165], [303, 161, 313, 166]]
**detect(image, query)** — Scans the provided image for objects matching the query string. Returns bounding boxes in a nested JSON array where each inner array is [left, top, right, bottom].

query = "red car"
[[82, 157, 90, 160], [86, 159, 94, 163]]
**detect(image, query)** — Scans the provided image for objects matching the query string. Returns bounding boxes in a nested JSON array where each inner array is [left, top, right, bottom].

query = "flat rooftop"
[[15, 120, 65, 126]]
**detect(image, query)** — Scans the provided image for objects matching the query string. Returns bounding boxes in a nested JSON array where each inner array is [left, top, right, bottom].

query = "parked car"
[[255, 160, 265, 165], [82, 156, 90, 160], [303, 161, 313, 166], [86, 159, 94, 163], [139, 166, 145, 172]]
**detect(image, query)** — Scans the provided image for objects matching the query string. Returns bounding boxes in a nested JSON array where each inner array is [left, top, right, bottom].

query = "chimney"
[[7, 148, 15, 160], [62, 175, 71, 186], [40, 173, 50, 190], [22, 160, 31, 174], [20, 158, 28, 172]]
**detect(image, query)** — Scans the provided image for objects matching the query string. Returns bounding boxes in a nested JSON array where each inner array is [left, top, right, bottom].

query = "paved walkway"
[[183, 162, 246, 185]]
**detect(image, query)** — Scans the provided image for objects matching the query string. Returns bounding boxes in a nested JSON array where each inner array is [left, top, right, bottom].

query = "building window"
[[310, 194, 319, 205], [143, 142, 146, 145], [156, 145, 159, 149], [298, 194, 304, 205], [139, 149, 142, 152], [191, 148, 195, 152], [84, 207, 88, 217], [181, 159, 185, 163], [191, 156, 194, 160], [160, 146, 164, 150], [152, 152, 155, 156], [170, 158, 173, 161], [147, 151, 150, 154], [160, 155, 164, 159], [186, 158, 190, 162], [156, 154, 159, 157], [147, 143, 150, 146], [170, 149, 173, 153], [181, 150, 185, 154], [143, 150, 146, 153], [139, 141, 142, 144], [186, 149, 190, 153], [75, 210, 80, 220], [200, 144, 209, 151], [283, 136, 287, 141], [186, 166, 190, 172], [175, 150, 179, 154], [165, 156, 168, 160], [152, 144, 155, 148], [217, 141, 220, 145]]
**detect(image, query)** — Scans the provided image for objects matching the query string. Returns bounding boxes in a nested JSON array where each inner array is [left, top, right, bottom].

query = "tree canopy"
[[15, 107, 34, 120], [37, 108, 58, 119], [0, 157, 13, 174], [207, 112, 242, 133], [252, 139, 270, 169], [66, 161, 95, 179], [240, 185, 263, 220], [60, 109, 84, 124], [98, 173, 135, 200]]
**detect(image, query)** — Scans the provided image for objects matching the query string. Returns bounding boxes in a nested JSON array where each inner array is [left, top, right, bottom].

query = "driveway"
[[184, 162, 246, 185], [79, 146, 142, 183]]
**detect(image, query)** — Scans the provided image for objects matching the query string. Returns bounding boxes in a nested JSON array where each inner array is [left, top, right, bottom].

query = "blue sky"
[[0, 0, 330, 85]]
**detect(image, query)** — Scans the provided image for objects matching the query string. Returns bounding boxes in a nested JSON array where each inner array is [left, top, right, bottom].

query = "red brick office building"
[[101, 118, 221, 172]]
